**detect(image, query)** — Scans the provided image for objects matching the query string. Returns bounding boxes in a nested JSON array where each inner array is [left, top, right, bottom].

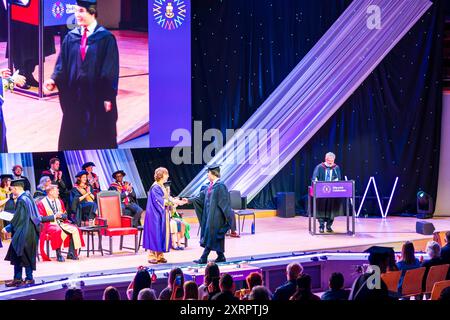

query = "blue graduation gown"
[[51, 24, 119, 150], [143, 183, 170, 253], [312, 163, 344, 219]]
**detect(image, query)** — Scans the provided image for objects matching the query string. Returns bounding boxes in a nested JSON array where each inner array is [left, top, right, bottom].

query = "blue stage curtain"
[[64, 149, 147, 198], [134, 0, 444, 215]]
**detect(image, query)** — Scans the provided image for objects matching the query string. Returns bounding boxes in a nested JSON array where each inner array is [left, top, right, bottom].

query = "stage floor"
[[1, 215, 449, 284], [0, 30, 149, 152]]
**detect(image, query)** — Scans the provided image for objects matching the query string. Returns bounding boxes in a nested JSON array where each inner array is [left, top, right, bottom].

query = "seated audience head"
[[183, 281, 199, 300], [246, 272, 263, 290], [426, 241, 441, 259], [286, 262, 303, 281], [137, 288, 157, 300], [439, 286, 450, 301], [219, 273, 235, 293], [204, 262, 220, 286], [248, 285, 272, 301], [12, 164, 23, 177], [401, 241, 416, 264], [329, 272, 345, 291], [38, 176, 51, 190], [49, 158, 60, 171], [365, 246, 393, 274], [168, 267, 185, 289], [65, 287, 84, 300], [132, 269, 152, 300], [103, 286, 120, 300]]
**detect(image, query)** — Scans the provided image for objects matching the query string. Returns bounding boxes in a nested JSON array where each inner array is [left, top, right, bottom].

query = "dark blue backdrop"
[[133, 0, 445, 216]]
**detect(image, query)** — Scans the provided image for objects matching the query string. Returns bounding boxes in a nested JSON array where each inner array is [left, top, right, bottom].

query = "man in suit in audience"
[[440, 232, 450, 279], [272, 262, 303, 300]]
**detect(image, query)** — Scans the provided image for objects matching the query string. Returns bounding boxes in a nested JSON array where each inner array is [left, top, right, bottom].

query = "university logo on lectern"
[[153, 0, 187, 30], [52, 1, 65, 19], [322, 185, 331, 193]]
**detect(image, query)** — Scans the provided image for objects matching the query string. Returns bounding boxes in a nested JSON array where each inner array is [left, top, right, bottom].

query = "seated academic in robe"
[[42, 157, 69, 205], [37, 183, 84, 262], [68, 170, 98, 226], [82, 162, 101, 196], [11, 165, 31, 192], [33, 176, 52, 201], [44, 0, 119, 151], [108, 170, 144, 227]]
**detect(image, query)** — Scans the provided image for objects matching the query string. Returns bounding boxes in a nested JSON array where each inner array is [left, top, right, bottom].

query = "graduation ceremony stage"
[[1, 213, 449, 299]]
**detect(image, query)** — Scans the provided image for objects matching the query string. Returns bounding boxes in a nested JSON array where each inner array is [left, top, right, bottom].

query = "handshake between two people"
[[171, 197, 190, 206]]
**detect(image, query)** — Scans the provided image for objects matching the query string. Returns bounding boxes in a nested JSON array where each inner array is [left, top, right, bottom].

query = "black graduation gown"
[[51, 25, 119, 151], [68, 187, 97, 226], [5, 193, 40, 270], [0, 83, 7, 152], [7, 21, 55, 74], [311, 163, 344, 220], [349, 272, 394, 301], [0, 1, 7, 43], [189, 180, 234, 253]]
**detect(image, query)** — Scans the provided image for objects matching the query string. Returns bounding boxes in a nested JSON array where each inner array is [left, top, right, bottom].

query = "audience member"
[[272, 262, 303, 301], [159, 267, 185, 300], [439, 286, 450, 301], [183, 281, 199, 300], [65, 287, 84, 300], [33, 176, 51, 200], [211, 273, 239, 302], [290, 274, 320, 301], [321, 272, 350, 300], [348, 246, 393, 301], [421, 241, 444, 292], [236, 272, 263, 300], [198, 262, 221, 300], [396, 241, 421, 294], [127, 268, 152, 300], [138, 288, 157, 300], [103, 286, 121, 300], [12, 165, 31, 192], [248, 285, 272, 301], [440, 231, 450, 279]]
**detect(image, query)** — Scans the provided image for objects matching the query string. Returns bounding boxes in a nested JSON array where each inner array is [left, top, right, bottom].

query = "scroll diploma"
[[0, 211, 14, 222]]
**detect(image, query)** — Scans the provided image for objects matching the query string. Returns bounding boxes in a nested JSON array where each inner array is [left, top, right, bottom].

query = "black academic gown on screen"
[[189, 180, 234, 253], [5, 193, 40, 270], [51, 24, 119, 151], [0, 83, 7, 152], [0, 1, 7, 42], [311, 163, 344, 220]]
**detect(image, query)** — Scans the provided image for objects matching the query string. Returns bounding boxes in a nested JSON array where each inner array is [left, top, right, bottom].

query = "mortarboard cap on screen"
[[0, 174, 14, 181], [76, 0, 97, 9], [10, 178, 26, 187], [82, 162, 95, 170], [207, 164, 221, 171], [112, 170, 126, 179], [75, 170, 88, 178]]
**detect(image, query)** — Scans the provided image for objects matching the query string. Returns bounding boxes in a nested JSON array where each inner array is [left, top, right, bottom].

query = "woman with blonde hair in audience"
[[183, 281, 199, 300]]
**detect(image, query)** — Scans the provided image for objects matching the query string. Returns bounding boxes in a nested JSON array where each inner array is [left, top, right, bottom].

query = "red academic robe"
[[37, 198, 85, 261]]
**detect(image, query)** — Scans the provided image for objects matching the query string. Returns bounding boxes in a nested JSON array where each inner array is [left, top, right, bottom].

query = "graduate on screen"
[[44, 0, 119, 151]]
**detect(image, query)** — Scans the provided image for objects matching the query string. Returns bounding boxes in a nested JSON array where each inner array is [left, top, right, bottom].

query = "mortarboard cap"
[[75, 170, 88, 178], [112, 170, 126, 179], [10, 178, 26, 187], [364, 246, 394, 264], [82, 162, 95, 170], [76, 0, 97, 9], [0, 174, 13, 180], [207, 164, 221, 171], [163, 181, 172, 188]]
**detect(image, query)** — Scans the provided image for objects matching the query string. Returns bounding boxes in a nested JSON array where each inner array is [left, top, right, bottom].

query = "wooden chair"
[[425, 264, 450, 294], [430, 280, 450, 300], [96, 191, 139, 254], [381, 270, 402, 294], [400, 267, 426, 298]]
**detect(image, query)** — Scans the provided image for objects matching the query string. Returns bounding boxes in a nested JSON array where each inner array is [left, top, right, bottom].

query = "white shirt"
[[81, 20, 98, 38]]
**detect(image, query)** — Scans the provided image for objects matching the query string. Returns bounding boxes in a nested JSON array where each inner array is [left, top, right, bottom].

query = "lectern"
[[308, 180, 355, 235], [8, 0, 77, 98]]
